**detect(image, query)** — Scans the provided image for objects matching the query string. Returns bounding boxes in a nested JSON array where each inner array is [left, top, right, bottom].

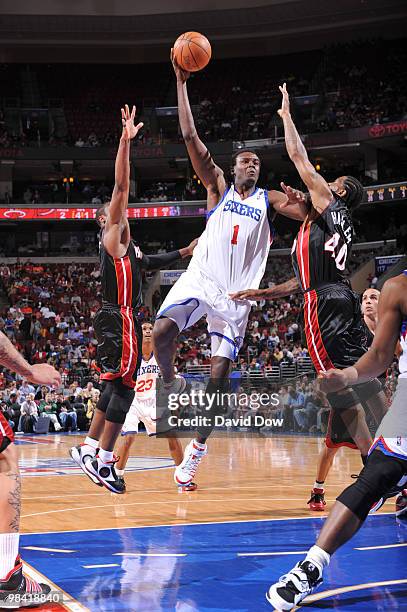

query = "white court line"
[[237, 551, 308, 557], [24, 561, 88, 612], [293, 579, 407, 610], [23, 512, 395, 537], [21, 496, 333, 519], [22, 546, 77, 553], [83, 564, 120, 569], [113, 553, 186, 557], [21, 481, 354, 501], [355, 543, 407, 551]]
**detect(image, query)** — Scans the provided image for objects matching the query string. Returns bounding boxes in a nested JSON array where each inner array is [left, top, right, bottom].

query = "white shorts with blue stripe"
[[156, 265, 251, 362]]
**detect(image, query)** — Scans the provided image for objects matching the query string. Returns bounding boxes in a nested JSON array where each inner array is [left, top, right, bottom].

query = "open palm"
[[121, 104, 143, 140]]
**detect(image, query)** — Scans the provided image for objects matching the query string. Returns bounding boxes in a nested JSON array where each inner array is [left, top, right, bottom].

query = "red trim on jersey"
[[0, 411, 14, 447], [100, 307, 139, 389], [122, 307, 139, 387], [296, 218, 311, 290], [304, 290, 335, 373], [123, 256, 132, 307], [302, 221, 311, 290], [114, 258, 125, 305], [113, 256, 132, 307]]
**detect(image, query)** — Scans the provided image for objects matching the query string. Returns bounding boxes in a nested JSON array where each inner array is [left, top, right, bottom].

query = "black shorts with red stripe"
[[326, 409, 358, 449], [0, 412, 14, 453], [303, 283, 368, 372], [93, 304, 142, 389]]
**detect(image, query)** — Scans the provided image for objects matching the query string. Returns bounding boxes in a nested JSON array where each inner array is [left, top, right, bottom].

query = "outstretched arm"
[[269, 183, 309, 221], [103, 105, 143, 258], [141, 238, 198, 270], [230, 277, 300, 301], [172, 50, 226, 211], [278, 84, 332, 214]]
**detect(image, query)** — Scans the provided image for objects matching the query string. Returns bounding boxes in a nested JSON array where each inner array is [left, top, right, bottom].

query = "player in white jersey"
[[115, 321, 197, 491], [266, 271, 407, 611], [152, 50, 308, 487]]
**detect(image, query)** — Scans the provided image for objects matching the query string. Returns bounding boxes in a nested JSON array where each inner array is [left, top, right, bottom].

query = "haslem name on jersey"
[[330, 210, 353, 244]]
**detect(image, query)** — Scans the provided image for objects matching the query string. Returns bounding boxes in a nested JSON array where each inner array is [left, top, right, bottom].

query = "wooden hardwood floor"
[[18, 432, 392, 535]]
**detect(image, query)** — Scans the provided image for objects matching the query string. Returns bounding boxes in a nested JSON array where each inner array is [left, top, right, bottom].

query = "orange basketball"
[[173, 31, 211, 72]]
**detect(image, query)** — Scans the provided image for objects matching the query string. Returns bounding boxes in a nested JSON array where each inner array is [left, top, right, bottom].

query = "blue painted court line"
[[21, 514, 406, 611]]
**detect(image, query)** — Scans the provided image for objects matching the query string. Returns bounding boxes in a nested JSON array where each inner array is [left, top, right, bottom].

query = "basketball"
[[173, 31, 211, 72]]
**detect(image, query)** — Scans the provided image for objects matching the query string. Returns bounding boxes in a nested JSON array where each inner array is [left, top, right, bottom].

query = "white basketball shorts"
[[156, 266, 251, 362]]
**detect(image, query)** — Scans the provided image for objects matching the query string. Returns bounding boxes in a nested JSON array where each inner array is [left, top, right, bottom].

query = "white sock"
[[314, 481, 325, 491], [84, 436, 99, 450], [98, 448, 113, 463], [305, 545, 330, 573], [116, 468, 125, 476], [193, 439, 206, 451], [0, 533, 20, 578]]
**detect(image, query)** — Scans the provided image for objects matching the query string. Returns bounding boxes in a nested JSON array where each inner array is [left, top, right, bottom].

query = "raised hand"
[[279, 182, 307, 209], [277, 82, 290, 118], [185, 238, 199, 256], [121, 104, 144, 140], [171, 47, 190, 84]]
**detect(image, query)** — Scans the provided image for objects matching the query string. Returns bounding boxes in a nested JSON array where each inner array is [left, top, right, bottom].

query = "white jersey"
[[122, 353, 160, 436], [399, 313, 407, 379], [134, 353, 159, 403], [190, 185, 273, 292]]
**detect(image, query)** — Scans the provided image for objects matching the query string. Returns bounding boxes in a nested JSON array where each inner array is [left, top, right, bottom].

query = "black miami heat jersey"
[[99, 235, 143, 308], [291, 195, 353, 291]]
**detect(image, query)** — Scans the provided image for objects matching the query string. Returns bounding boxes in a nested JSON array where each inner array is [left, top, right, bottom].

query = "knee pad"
[[105, 383, 135, 425], [326, 389, 359, 412], [337, 449, 406, 521], [352, 378, 382, 403]]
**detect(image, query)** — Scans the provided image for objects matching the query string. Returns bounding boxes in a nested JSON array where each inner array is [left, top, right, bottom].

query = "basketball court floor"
[[16, 432, 406, 611]]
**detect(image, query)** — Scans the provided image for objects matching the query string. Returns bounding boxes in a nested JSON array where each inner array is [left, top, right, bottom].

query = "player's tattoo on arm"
[[0, 332, 32, 379], [6, 470, 21, 533]]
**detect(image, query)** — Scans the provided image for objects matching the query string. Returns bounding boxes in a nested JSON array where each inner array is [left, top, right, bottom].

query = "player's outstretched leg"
[[308, 445, 337, 510], [84, 380, 135, 494], [0, 443, 51, 608], [114, 433, 137, 493], [168, 436, 198, 490], [69, 381, 113, 487], [266, 449, 406, 610]]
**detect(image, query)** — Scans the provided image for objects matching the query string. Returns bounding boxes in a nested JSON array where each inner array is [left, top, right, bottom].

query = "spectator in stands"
[[284, 385, 305, 430], [38, 393, 62, 431], [18, 393, 38, 432], [18, 381, 36, 403], [56, 393, 77, 431]]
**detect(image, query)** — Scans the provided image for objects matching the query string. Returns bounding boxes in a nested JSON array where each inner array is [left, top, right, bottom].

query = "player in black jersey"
[[70, 105, 196, 493], [232, 83, 388, 503]]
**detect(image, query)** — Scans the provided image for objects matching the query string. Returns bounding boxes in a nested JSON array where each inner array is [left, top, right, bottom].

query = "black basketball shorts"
[[93, 304, 142, 389]]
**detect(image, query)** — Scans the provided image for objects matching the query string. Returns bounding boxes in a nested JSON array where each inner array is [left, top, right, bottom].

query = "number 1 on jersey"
[[231, 225, 240, 245]]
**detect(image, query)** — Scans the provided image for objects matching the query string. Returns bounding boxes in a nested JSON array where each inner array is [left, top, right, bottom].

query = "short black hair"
[[342, 176, 364, 210], [231, 149, 260, 168]]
